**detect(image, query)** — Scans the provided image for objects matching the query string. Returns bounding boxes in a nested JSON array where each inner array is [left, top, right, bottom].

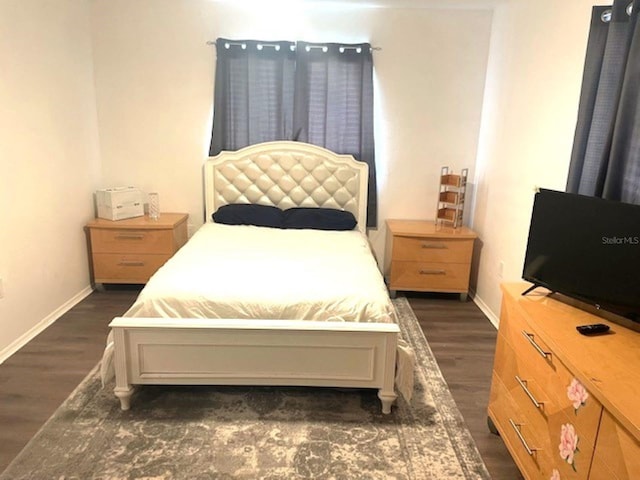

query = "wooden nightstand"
[[385, 219, 477, 300], [85, 213, 188, 286]]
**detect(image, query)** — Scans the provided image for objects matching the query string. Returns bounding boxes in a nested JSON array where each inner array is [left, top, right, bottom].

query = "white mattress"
[[124, 222, 396, 324]]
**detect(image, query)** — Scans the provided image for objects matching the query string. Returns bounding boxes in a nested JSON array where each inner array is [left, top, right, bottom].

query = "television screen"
[[522, 189, 640, 322]]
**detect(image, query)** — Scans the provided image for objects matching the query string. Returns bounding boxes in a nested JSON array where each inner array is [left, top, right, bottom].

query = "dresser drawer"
[[493, 335, 598, 479], [391, 236, 473, 263], [90, 228, 174, 254], [592, 411, 640, 479], [489, 375, 555, 479], [499, 298, 602, 445], [389, 261, 470, 291], [589, 457, 620, 480], [491, 285, 640, 480], [495, 328, 602, 448], [92, 253, 170, 283]]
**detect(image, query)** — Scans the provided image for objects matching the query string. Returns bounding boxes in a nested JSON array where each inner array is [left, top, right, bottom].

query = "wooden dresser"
[[384, 219, 477, 300], [86, 213, 188, 286], [489, 283, 640, 479]]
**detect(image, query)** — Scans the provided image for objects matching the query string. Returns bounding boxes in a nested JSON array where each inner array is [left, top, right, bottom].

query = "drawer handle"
[[509, 419, 538, 456], [521, 331, 551, 359], [116, 234, 145, 240], [421, 243, 447, 249], [118, 261, 145, 267], [419, 269, 446, 275], [515, 375, 544, 409]]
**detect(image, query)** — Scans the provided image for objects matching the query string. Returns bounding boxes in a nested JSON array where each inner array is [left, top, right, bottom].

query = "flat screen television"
[[522, 189, 640, 326]]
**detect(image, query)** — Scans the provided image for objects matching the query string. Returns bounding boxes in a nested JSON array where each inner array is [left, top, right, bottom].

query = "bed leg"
[[378, 390, 397, 414], [114, 386, 134, 411]]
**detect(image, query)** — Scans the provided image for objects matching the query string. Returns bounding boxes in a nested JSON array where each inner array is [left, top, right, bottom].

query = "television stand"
[[520, 283, 540, 296], [520, 282, 557, 297], [488, 283, 640, 479]]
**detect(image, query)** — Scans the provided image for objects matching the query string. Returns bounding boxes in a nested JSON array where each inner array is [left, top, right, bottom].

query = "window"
[[210, 38, 378, 227], [567, 2, 640, 205]]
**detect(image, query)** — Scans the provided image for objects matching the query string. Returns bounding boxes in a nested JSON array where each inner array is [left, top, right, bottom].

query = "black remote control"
[[576, 323, 610, 336]]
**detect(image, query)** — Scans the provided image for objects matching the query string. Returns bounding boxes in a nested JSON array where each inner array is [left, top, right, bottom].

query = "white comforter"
[[125, 223, 396, 323], [101, 223, 414, 399]]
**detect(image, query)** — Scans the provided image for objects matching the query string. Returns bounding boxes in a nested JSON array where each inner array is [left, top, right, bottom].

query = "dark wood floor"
[[0, 288, 522, 479], [408, 293, 523, 479]]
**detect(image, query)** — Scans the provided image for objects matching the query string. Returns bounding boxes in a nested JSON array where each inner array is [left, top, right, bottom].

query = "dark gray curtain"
[[209, 39, 295, 155], [209, 39, 377, 227], [567, 1, 640, 204], [294, 42, 377, 227]]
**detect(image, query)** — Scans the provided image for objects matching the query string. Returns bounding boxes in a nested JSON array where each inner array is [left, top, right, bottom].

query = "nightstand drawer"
[[392, 236, 473, 263], [90, 228, 174, 254], [389, 261, 470, 291], [86, 213, 188, 285], [385, 220, 477, 296], [92, 253, 170, 283]]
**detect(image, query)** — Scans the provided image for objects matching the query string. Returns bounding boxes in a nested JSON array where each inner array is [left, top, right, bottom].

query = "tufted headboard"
[[204, 141, 369, 233]]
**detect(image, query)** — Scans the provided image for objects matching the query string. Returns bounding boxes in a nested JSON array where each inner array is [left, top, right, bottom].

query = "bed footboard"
[[109, 318, 399, 414]]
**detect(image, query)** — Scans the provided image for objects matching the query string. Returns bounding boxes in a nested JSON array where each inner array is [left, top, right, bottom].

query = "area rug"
[[0, 298, 490, 480]]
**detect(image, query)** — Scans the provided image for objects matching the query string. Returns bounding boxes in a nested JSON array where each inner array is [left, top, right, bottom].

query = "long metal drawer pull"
[[118, 261, 145, 267], [421, 243, 446, 249], [419, 269, 446, 275], [521, 331, 551, 359], [509, 419, 537, 456], [116, 234, 145, 240], [515, 375, 543, 409]]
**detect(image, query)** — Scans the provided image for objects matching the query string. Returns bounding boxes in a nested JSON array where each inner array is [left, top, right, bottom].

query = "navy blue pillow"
[[212, 204, 284, 228], [283, 207, 357, 231]]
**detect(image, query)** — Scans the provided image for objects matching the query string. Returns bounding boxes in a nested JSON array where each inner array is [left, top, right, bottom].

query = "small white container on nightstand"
[[148, 192, 160, 220], [96, 186, 144, 221]]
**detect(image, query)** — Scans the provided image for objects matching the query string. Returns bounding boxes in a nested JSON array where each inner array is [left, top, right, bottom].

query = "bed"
[[104, 141, 412, 414]]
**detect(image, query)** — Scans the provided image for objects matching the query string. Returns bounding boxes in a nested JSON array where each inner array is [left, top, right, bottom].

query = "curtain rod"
[[206, 40, 381, 51]]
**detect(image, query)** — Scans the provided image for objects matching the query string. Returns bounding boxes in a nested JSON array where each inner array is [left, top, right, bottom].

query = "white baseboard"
[[0, 285, 94, 364], [470, 290, 500, 330]]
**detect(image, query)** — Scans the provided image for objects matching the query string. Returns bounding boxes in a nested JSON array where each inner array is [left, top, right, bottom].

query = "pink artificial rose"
[[567, 378, 589, 411], [559, 423, 579, 466], [550, 469, 561, 480]]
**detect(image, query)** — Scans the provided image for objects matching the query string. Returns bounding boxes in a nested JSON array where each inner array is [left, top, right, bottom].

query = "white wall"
[[90, 0, 493, 261], [0, 0, 101, 358], [471, 0, 596, 323]]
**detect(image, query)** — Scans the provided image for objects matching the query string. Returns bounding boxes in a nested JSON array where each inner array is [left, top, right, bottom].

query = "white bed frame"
[[109, 141, 399, 413]]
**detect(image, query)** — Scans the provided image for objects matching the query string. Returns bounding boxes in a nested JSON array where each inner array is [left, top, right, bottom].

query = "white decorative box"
[[96, 187, 144, 221]]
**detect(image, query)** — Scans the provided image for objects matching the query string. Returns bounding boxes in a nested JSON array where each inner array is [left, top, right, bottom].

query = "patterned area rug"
[[0, 298, 490, 480]]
